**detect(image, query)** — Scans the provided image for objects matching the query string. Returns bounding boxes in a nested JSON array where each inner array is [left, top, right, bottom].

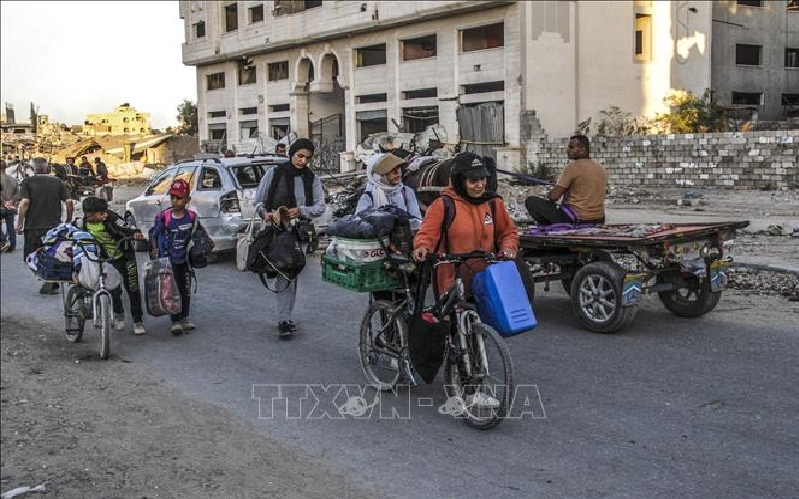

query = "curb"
[[730, 261, 799, 276]]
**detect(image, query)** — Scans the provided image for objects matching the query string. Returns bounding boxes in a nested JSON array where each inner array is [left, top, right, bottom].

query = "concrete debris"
[[726, 268, 799, 299]]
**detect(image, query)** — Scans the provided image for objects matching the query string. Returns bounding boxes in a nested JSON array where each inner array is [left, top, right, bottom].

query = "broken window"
[[238, 61, 257, 85], [270, 119, 289, 140], [269, 104, 290, 112], [790, 0, 799, 11], [356, 44, 387, 67], [124, 127, 130, 133], [268, 61, 289, 81], [239, 107, 258, 115], [786, 48, 799, 68], [208, 110, 226, 118], [732, 92, 763, 105], [123, 117, 130, 123], [249, 4, 264, 23], [239, 120, 259, 139], [461, 81, 504, 95], [634, 14, 652, 62], [402, 106, 438, 134], [356, 110, 387, 142], [140, 128, 146, 133], [461, 22, 504, 52], [782, 94, 799, 105], [736, 0, 763, 7], [207, 72, 226, 90], [194, 21, 206, 38], [224, 3, 238, 32], [403, 88, 438, 100], [272, 0, 322, 16], [402, 34, 437, 61], [209, 124, 227, 140], [357, 93, 388, 104], [735, 44, 762, 65]]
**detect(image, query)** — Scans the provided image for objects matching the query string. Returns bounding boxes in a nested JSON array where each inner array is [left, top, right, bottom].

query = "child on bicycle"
[[77, 196, 147, 335], [150, 179, 205, 336]]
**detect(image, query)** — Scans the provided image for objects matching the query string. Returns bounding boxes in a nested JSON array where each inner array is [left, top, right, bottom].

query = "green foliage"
[[652, 89, 724, 133], [578, 106, 650, 137], [176, 99, 198, 136]]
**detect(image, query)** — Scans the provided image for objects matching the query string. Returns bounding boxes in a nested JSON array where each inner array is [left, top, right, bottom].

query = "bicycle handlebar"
[[427, 250, 506, 264]]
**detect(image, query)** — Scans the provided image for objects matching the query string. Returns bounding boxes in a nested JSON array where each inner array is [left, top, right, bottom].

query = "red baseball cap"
[[168, 179, 190, 197]]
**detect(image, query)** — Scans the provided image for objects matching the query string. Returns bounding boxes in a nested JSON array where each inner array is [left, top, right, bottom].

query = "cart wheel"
[[658, 273, 721, 318], [570, 261, 638, 334]]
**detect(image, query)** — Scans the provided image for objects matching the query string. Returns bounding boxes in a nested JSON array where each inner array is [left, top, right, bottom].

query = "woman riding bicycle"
[[412, 152, 519, 296]]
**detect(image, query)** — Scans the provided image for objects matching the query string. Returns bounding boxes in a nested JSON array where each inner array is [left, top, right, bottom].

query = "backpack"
[[436, 195, 498, 253], [246, 224, 306, 292], [158, 208, 214, 269]]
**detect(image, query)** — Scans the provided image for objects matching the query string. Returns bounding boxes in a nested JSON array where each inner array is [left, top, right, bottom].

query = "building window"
[[273, 0, 322, 16], [732, 92, 763, 105], [224, 3, 238, 32], [208, 111, 226, 118], [356, 44, 387, 67], [782, 94, 799, 105], [634, 14, 652, 62], [124, 127, 130, 133], [239, 120, 258, 139], [786, 48, 799, 68], [194, 21, 206, 38], [238, 61, 257, 85], [357, 93, 388, 104], [101, 119, 107, 124], [358, 118, 387, 142], [268, 61, 289, 81], [402, 34, 437, 61], [269, 104, 290, 113], [239, 107, 258, 115], [461, 22, 504, 52], [790, 0, 799, 11], [735, 44, 762, 65], [736, 0, 763, 6], [402, 106, 438, 134], [207, 72, 226, 91], [270, 121, 289, 140], [209, 127, 227, 140], [403, 88, 437, 100], [140, 128, 146, 133], [123, 117, 130, 123], [461, 81, 504, 94], [249, 4, 264, 23]]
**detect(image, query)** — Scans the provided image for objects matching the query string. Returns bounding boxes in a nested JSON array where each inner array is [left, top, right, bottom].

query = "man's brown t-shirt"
[[556, 158, 607, 221]]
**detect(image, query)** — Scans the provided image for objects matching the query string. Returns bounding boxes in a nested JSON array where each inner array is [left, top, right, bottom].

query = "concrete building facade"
[[85, 103, 152, 136], [180, 1, 764, 171]]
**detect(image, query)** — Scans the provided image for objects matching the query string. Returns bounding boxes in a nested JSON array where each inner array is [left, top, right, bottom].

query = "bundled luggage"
[[144, 257, 182, 316]]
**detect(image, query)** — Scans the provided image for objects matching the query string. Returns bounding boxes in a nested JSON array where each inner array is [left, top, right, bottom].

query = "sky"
[[0, 0, 196, 129]]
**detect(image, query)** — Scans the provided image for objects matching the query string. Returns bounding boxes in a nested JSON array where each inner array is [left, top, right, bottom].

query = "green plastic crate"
[[321, 255, 401, 292]]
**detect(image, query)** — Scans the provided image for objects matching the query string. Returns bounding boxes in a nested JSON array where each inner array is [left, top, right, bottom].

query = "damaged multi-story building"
[[179, 0, 799, 171]]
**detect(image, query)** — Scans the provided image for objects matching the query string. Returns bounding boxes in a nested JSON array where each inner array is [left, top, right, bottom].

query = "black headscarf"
[[450, 152, 499, 206], [289, 138, 315, 160]]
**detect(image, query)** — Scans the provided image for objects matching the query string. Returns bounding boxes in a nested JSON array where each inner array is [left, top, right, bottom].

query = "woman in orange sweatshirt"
[[413, 152, 519, 297]]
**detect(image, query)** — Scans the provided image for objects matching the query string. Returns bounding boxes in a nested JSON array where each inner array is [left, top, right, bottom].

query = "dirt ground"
[[0, 316, 374, 499]]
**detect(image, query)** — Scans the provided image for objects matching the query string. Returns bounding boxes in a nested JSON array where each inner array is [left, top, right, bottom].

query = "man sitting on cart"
[[525, 134, 607, 226]]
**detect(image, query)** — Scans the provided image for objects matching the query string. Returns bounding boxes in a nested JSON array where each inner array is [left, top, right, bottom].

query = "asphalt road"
[[1, 251, 797, 499]]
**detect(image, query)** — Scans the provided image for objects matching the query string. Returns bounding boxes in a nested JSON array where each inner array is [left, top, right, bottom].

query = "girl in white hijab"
[[355, 153, 422, 231]]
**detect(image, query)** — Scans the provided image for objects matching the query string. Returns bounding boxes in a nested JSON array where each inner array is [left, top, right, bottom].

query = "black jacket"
[[73, 210, 141, 259]]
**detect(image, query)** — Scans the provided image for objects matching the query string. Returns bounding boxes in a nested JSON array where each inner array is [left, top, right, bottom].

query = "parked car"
[[125, 154, 332, 260]]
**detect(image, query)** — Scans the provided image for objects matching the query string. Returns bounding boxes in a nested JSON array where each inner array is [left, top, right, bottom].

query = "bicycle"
[[359, 250, 515, 430], [63, 237, 131, 360]]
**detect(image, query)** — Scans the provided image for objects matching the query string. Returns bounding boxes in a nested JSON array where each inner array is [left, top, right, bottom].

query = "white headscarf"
[[364, 153, 403, 209]]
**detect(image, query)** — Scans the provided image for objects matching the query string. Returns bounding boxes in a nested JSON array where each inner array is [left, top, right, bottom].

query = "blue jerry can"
[[473, 261, 537, 337]]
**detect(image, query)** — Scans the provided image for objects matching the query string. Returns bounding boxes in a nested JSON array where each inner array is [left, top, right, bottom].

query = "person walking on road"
[[0, 160, 20, 252], [15, 157, 73, 293], [253, 138, 326, 339]]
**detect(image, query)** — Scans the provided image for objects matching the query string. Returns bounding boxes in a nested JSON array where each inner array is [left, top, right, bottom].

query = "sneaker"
[[285, 320, 297, 332], [113, 313, 125, 331], [277, 321, 293, 339], [171, 322, 184, 336], [133, 322, 147, 335], [178, 318, 195, 331], [466, 392, 500, 410], [0, 241, 9, 252]]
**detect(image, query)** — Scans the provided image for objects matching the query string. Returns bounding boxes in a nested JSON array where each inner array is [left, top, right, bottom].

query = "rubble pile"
[[726, 268, 799, 300]]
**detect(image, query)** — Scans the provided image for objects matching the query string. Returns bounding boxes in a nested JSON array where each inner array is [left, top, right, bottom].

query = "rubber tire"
[[97, 294, 111, 360], [64, 286, 85, 343], [444, 323, 514, 430], [570, 261, 638, 334], [658, 274, 722, 318], [359, 300, 407, 391]]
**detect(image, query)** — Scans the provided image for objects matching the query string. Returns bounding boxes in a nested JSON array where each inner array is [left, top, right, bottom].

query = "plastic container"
[[321, 255, 400, 292], [333, 237, 389, 263], [473, 261, 537, 337], [35, 253, 74, 282]]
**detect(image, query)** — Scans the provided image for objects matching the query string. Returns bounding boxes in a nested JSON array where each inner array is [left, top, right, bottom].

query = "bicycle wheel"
[[96, 293, 112, 360], [444, 322, 514, 430], [359, 300, 408, 391], [64, 285, 85, 343]]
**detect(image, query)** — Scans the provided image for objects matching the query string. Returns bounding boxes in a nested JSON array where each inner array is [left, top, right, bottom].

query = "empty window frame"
[[209, 127, 227, 140], [736, 1, 763, 7], [634, 14, 652, 62], [732, 92, 763, 105], [239, 120, 259, 139], [356, 44, 387, 67], [356, 110, 387, 142], [461, 81, 504, 94], [735, 44, 762, 65], [224, 3, 238, 32], [272, 0, 322, 16], [270, 122, 289, 140], [207, 72, 226, 90], [786, 48, 799, 68], [357, 93, 388, 104], [402, 106, 438, 134], [194, 21, 206, 38], [403, 88, 438, 100], [402, 34, 437, 61], [249, 4, 264, 23], [238, 61, 257, 85], [239, 107, 258, 115], [208, 110, 226, 118], [268, 61, 289, 81], [269, 104, 290, 113], [782, 93, 799, 105], [461, 22, 504, 52], [790, 0, 799, 11]]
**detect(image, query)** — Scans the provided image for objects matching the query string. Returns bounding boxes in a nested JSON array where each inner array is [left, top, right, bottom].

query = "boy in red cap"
[[150, 178, 205, 335]]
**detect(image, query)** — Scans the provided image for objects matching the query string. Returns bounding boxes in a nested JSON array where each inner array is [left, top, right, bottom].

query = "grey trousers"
[[274, 275, 297, 322]]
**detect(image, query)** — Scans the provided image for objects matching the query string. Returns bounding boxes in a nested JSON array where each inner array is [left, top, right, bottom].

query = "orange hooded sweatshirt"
[[413, 186, 519, 296]]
